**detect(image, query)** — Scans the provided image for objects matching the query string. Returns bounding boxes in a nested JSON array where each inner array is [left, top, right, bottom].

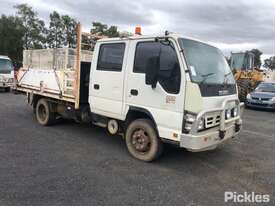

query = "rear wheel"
[[125, 119, 163, 162], [35, 98, 56, 126]]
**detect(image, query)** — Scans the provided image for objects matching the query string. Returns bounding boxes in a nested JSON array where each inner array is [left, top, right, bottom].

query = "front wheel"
[[125, 119, 163, 162], [35, 98, 56, 126]]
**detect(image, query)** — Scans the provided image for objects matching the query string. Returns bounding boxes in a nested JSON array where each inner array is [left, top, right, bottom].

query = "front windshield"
[[0, 59, 13, 73], [255, 83, 275, 93], [179, 38, 235, 85]]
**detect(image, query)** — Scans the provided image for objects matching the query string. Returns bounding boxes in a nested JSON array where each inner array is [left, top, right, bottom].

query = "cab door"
[[125, 39, 185, 139], [89, 41, 128, 119]]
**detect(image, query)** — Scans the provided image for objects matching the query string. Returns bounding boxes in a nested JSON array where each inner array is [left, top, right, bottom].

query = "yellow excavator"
[[230, 51, 263, 102]]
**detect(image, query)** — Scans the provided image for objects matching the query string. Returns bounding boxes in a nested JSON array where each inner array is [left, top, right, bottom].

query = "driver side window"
[[134, 41, 181, 94]]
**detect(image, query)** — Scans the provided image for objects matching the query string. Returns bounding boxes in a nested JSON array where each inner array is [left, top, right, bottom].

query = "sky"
[[1, 0, 275, 61]]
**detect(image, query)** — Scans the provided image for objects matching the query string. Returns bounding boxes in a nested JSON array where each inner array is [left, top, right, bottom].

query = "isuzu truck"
[[15, 25, 244, 161], [0, 55, 14, 91]]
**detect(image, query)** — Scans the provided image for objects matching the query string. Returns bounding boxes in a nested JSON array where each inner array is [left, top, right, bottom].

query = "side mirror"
[[145, 56, 159, 88]]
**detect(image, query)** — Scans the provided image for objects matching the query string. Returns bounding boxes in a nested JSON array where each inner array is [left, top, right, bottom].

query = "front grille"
[[251, 103, 268, 107], [205, 113, 220, 128], [252, 97, 270, 101]]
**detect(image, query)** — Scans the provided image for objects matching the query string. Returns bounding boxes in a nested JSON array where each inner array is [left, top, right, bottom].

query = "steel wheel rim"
[[38, 104, 47, 121], [131, 128, 151, 154]]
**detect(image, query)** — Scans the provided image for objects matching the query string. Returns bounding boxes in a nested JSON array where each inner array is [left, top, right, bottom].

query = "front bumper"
[[246, 99, 275, 110], [0, 82, 13, 88], [180, 97, 244, 152]]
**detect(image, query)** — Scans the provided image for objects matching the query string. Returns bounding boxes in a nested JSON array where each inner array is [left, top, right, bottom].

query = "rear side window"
[[97, 43, 125, 71], [134, 41, 181, 94]]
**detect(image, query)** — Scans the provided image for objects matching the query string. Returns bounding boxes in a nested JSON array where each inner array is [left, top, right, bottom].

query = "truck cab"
[[15, 30, 244, 162], [88, 34, 243, 160], [0, 56, 14, 91]]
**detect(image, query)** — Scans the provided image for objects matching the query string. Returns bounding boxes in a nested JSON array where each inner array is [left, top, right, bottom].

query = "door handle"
[[94, 84, 100, 90], [130, 89, 138, 96]]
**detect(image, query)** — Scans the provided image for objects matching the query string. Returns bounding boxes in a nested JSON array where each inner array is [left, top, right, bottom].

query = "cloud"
[[1, 0, 275, 57]]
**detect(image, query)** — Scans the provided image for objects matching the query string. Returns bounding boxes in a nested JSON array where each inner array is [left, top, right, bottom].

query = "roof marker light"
[[135, 26, 141, 35]]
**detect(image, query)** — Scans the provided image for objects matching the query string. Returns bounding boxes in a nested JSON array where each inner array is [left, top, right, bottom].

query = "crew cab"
[[15, 27, 244, 161]]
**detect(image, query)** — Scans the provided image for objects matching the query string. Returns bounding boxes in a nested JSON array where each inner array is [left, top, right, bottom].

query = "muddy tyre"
[[35, 98, 56, 126], [125, 119, 163, 162]]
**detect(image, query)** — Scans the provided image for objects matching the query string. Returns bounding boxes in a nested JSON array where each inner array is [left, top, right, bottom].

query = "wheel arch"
[[27, 93, 43, 109], [125, 106, 159, 136]]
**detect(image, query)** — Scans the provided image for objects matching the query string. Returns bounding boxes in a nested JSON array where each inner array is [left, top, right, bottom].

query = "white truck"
[[15, 27, 244, 161], [0, 55, 14, 91]]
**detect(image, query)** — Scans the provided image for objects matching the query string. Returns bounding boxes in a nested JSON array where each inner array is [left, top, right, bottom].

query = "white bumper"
[[180, 97, 244, 152], [180, 123, 241, 152], [0, 82, 13, 88]]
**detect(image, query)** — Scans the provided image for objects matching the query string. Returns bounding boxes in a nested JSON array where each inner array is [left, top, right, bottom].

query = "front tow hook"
[[219, 130, 226, 139], [235, 124, 241, 133]]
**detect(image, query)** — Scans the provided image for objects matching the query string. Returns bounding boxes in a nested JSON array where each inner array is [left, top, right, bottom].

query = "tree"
[[90, 22, 120, 37], [263, 56, 275, 70], [0, 15, 25, 63], [62, 15, 77, 47], [47, 11, 64, 48], [105, 26, 119, 37], [81, 35, 94, 50], [90, 22, 108, 36], [47, 12, 77, 48], [14, 4, 47, 49], [249, 49, 263, 68]]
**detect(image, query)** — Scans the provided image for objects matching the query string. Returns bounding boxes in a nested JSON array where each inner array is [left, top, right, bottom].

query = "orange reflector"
[[135, 26, 141, 35], [173, 133, 178, 138]]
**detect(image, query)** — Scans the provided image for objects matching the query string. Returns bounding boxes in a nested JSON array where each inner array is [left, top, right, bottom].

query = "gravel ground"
[[0, 92, 274, 206]]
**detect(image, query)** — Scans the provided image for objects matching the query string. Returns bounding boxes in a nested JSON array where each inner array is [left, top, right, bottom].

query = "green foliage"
[[0, 3, 124, 62], [91, 22, 107, 35], [47, 11, 64, 48], [0, 15, 25, 63], [62, 15, 77, 48], [81, 35, 94, 50], [91, 22, 120, 37], [14, 4, 47, 49], [263, 56, 275, 70], [104, 26, 120, 37], [249, 48, 263, 68], [47, 12, 77, 48]]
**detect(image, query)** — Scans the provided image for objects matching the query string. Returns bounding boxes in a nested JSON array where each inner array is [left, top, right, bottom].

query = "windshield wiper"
[[199, 72, 216, 85]]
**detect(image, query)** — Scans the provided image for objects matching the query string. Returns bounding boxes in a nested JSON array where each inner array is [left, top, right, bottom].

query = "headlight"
[[271, 97, 275, 102], [197, 118, 204, 130], [225, 109, 231, 119], [232, 107, 238, 117], [246, 93, 251, 99], [225, 107, 238, 119], [8, 78, 13, 83], [185, 113, 196, 123], [184, 113, 204, 132], [0, 77, 5, 82]]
